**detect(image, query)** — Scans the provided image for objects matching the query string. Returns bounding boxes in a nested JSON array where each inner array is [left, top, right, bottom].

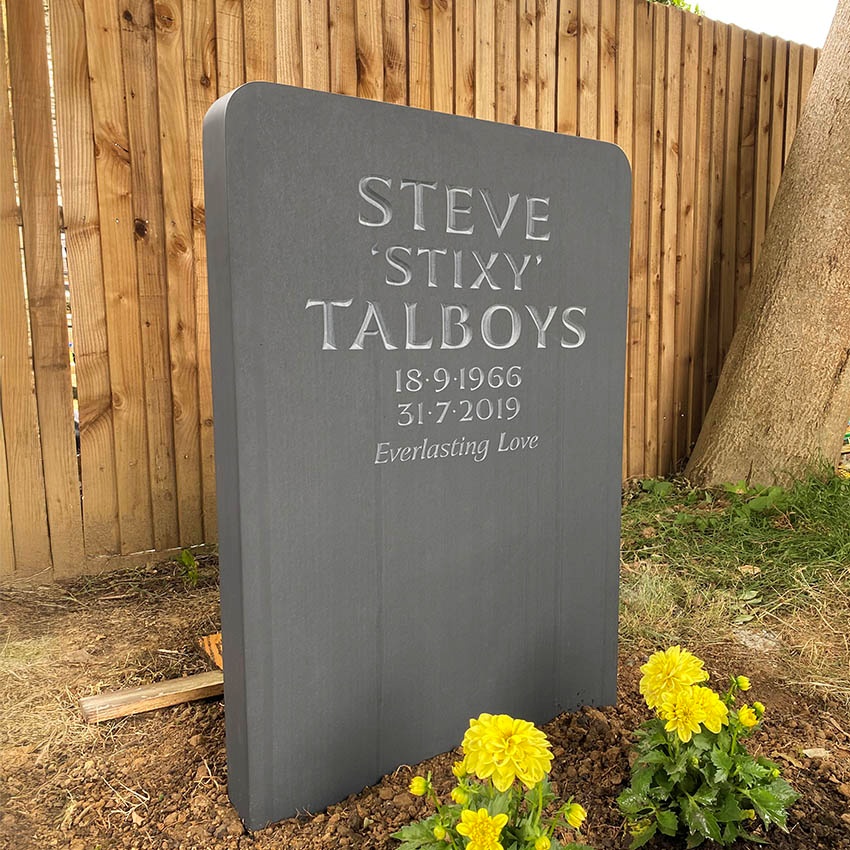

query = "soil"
[[2, 561, 850, 850]]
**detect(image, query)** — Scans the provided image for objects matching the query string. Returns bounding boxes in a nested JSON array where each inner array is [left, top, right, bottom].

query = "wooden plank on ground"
[[578, 0, 599, 137], [6, 0, 84, 576], [475, 2, 496, 119], [184, 0, 219, 542], [84, 0, 154, 555], [199, 632, 224, 668], [121, 0, 179, 552], [383, 0, 407, 104], [597, 0, 616, 143], [556, 0, 578, 136], [277, 0, 303, 86], [330, 0, 357, 95], [355, 0, 382, 99], [156, 0, 204, 546], [79, 670, 224, 723], [537, 0, 557, 131], [0, 6, 51, 576], [495, 0, 518, 126], [301, 0, 330, 91], [50, 0, 119, 558], [518, 0, 537, 128], [432, 0, 454, 114], [244, 0, 276, 81], [408, 0, 432, 109]]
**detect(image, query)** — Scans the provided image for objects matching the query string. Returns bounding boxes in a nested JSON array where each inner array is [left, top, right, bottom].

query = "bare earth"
[[1, 560, 849, 849]]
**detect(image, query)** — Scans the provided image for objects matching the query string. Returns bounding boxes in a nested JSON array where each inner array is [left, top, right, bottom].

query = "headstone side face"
[[204, 82, 631, 830]]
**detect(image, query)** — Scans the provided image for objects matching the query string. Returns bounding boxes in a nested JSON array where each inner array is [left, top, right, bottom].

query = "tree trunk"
[[685, 0, 850, 487]]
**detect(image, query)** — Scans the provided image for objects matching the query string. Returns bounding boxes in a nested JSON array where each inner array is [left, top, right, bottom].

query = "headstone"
[[203, 82, 631, 830]]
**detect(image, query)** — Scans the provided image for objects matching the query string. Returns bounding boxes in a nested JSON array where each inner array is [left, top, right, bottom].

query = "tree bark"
[[685, 0, 850, 487]]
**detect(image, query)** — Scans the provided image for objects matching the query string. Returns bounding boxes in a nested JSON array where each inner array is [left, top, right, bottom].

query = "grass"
[[619, 469, 850, 704]]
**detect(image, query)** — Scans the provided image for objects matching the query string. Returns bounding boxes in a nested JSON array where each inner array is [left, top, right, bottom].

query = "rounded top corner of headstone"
[[599, 140, 632, 184], [204, 81, 285, 128]]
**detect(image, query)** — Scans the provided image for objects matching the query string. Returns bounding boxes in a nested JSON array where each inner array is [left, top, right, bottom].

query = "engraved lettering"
[[480, 188, 519, 237], [440, 304, 472, 349], [404, 302, 433, 350], [399, 178, 438, 231], [445, 186, 475, 235], [481, 304, 521, 349], [505, 253, 532, 290], [358, 176, 393, 227], [525, 305, 558, 348], [561, 306, 587, 348], [526, 196, 551, 241], [350, 301, 398, 350], [385, 245, 413, 286], [470, 251, 500, 290], [417, 247, 448, 287], [305, 298, 354, 350]]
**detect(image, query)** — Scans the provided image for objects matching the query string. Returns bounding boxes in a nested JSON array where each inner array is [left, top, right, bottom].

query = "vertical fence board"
[[644, 4, 664, 475], [51, 0, 120, 556], [121, 0, 179, 552], [518, 0, 537, 128], [597, 0, 616, 142], [784, 42, 801, 162], [733, 32, 758, 332], [626, 0, 651, 477], [330, 0, 357, 94], [301, 0, 331, 91], [355, 0, 382, 100], [156, 0, 204, 546], [657, 8, 680, 474], [799, 44, 815, 118], [0, 7, 52, 576], [432, 0, 454, 113], [537, 0, 557, 131], [475, 3, 495, 119], [408, 0, 432, 109], [556, 0, 579, 135], [216, 0, 245, 94], [0, 409, 14, 576], [496, 0, 518, 125], [718, 26, 742, 367], [687, 16, 713, 450], [7, 0, 85, 575], [454, 0, 474, 115], [751, 35, 772, 272], [578, 0, 598, 137], [383, 0, 407, 104], [701, 23, 727, 411], [244, 0, 276, 81], [674, 12, 699, 464], [767, 39, 786, 215], [276, 0, 303, 86], [184, 0, 219, 542], [84, 0, 154, 554]]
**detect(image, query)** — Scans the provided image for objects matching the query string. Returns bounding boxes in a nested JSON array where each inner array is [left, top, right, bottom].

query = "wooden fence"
[[0, 0, 819, 580]]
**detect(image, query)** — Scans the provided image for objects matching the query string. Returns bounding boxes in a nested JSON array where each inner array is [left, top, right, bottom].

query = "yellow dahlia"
[[564, 802, 588, 829], [640, 646, 709, 710], [693, 686, 729, 734], [736, 675, 751, 691], [738, 704, 759, 728], [659, 685, 704, 742], [409, 775, 428, 796], [535, 836, 551, 850], [456, 808, 509, 850], [461, 713, 553, 792]]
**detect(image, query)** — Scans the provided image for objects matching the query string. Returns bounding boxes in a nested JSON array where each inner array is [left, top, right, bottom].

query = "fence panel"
[[0, 0, 823, 578]]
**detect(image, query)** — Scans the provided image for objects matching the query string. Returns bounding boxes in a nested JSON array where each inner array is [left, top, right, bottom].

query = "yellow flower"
[[452, 758, 468, 778], [660, 685, 704, 742], [743, 809, 756, 820], [451, 786, 469, 805], [736, 675, 751, 691], [753, 701, 766, 718], [640, 646, 709, 710], [456, 808, 509, 850], [693, 686, 729, 734], [409, 776, 429, 796], [535, 836, 551, 850], [461, 713, 553, 792], [433, 825, 447, 840], [564, 802, 587, 829], [738, 704, 759, 728]]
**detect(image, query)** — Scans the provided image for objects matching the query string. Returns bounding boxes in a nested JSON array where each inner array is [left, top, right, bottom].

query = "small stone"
[[163, 812, 179, 825], [189, 734, 204, 747], [227, 819, 245, 836], [392, 792, 414, 807], [378, 787, 394, 801], [802, 747, 831, 759], [839, 784, 850, 799], [841, 813, 850, 829]]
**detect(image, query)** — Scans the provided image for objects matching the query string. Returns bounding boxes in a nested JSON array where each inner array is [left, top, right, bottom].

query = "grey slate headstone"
[[203, 82, 631, 830]]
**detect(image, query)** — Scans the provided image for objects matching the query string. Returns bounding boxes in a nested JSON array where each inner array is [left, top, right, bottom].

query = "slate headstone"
[[203, 82, 631, 830]]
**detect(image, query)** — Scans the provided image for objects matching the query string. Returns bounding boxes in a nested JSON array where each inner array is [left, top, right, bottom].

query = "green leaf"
[[714, 792, 744, 823], [635, 749, 669, 766], [655, 808, 680, 836], [390, 817, 446, 850], [618, 787, 651, 816], [628, 821, 657, 850], [767, 777, 799, 808], [631, 766, 656, 796], [749, 784, 794, 829], [692, 783, 718, 806], [683, 797, 722, 843], [710, 747, 733, 783]]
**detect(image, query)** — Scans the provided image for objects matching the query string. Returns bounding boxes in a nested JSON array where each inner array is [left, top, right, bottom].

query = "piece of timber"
[[79, 670, 224, 723]]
